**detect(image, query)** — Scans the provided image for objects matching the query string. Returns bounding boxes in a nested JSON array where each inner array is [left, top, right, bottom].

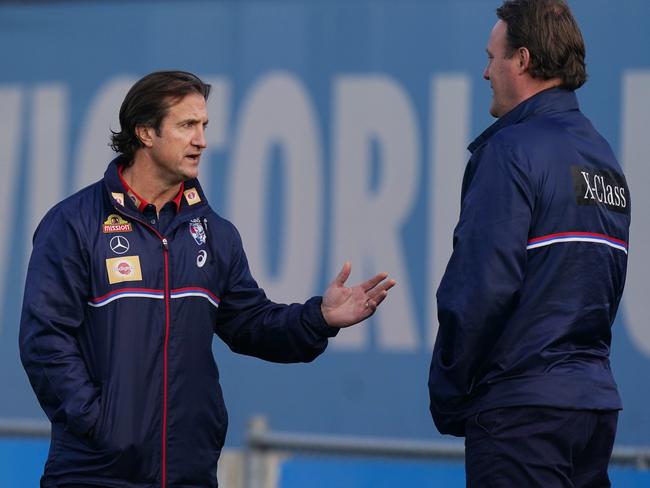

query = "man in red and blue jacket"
[[428, 1, 630, 487], [20, 71, 395, 487]]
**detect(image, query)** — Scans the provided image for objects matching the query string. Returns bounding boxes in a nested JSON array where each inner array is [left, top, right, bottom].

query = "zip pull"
[[202, 217, 209, 243], [162, 238, 169, 250]]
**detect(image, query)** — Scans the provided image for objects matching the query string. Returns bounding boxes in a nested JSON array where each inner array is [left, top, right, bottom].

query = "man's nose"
[[194, 127, 207, 148]]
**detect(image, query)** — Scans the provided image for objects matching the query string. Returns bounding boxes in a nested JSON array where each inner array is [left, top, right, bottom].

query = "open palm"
[[321, 261, 396, 328]]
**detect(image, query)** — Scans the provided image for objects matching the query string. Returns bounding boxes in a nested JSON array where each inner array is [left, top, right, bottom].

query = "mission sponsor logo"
[[105, 256, 143, 284], [103, 214, 132, 233], [571, 166, 629, 214]]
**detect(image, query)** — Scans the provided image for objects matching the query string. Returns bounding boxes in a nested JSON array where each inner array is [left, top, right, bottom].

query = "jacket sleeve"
[[19, 206, 100, 437], [214, 225, 339, 363], [428, 139, 534, 436]]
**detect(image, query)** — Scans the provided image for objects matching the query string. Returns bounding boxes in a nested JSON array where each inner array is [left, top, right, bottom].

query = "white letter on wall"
[[0, 86, 23, 331], [30, 85, 68, 239], [75, 77, 135, 191], [200, 76, 231, 197], [230, 72, 322, 301], [428, 75, 470, 348], [331, 76, 419, 351], [621, 71, 650, 357]]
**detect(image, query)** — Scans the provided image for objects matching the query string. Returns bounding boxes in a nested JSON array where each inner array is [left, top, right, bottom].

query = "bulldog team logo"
[[103, 214, 132, 233], [106, 256, 143, 284], [189, 218, 207, 245]]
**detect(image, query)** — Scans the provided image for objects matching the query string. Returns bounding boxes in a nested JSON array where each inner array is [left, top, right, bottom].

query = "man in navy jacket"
[[20, 70, 395, 487], [428, 1, 630, 486]]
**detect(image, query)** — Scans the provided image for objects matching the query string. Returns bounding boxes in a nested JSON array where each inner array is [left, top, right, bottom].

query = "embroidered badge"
[[103, 214, 132, 233], [109, 235, 130, 255], [111, 192, 125, 207], [184, 188, 201, 206], [189, 218, 207, 245], [571, 166, 629, 214], [105, 256, 143, 284]]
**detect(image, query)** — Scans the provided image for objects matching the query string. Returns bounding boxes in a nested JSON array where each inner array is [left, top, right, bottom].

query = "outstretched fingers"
[[365, 279, 396, 306], [359, 272, 390, 292]]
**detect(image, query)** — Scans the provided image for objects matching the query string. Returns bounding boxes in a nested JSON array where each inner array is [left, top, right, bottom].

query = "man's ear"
[[135, 125, 155, 148], [517, 46, 531, 74]]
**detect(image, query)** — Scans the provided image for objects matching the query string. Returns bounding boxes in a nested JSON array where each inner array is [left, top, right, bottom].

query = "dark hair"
[[496, 0, 587, 90], [110, 71, 211, 163]]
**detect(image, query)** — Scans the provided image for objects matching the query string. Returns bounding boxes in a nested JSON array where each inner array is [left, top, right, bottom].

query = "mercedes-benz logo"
[[110, 235, 130, 255]]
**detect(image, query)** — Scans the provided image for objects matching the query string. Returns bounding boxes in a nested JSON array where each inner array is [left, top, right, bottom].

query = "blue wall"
[[0, 439, 49, 487], [2, 440, 648, 488], [279, 457, 650, 488], [1, 0, 649, 460]]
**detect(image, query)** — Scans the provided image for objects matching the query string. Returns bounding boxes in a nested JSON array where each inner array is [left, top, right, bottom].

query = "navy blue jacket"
[[20, 158, 338, 487], [428, 88, 630, 436]]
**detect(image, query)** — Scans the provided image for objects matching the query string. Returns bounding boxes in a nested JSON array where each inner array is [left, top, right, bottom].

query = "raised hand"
[[321, 261, 396, 328]]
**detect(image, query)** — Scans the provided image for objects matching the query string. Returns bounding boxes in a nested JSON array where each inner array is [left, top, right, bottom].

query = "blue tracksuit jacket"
[[428, 88, 631, 436], [19, 158, 338, 487]]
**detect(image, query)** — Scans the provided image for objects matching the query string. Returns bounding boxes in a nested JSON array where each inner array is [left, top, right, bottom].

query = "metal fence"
[[2, 416, 649, 488], [244, 416, 650, 488], [0, 418, 49, 437]]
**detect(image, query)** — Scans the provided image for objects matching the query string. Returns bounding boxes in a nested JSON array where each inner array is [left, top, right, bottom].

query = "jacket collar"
[[468, 87, 579, 154], [103, 155, 209, 219], [116, 164, 185, 212]]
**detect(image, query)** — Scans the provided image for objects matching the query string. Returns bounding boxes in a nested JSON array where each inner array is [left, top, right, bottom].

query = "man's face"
[[148, 92, 208, 184], [483, 20, 521, 118]]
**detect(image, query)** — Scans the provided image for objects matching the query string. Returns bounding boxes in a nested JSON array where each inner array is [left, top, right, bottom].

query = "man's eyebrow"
[[177, 117, 206, 125]]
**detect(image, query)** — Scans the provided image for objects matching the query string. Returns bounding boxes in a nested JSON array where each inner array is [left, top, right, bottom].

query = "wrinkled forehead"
[[163, 92, 208, 122]]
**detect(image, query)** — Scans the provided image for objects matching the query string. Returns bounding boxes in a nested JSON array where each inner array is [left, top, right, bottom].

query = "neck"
[[122, 157, 181, 212], [523, 77, 563, 101]]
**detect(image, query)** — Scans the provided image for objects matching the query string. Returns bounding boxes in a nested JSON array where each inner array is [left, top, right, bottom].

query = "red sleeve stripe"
[[88, 287, 221, 308], [527, 232, 627, 254], [88, 288, 164, 307], [171, 288, 220, 309]]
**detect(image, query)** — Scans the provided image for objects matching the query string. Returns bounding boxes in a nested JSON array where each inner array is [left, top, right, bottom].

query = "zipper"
[[161, 237, 170, 488], [112, 205, 171, 488]]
